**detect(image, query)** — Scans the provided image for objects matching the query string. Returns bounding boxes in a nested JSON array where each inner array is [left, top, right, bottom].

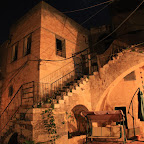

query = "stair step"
[[73, 83, 78, 87], [83, 75, 88, 79], [61, 91, 66, 96], [80, 77, 85, 83], [56, 96, 63, 100], [59, 88, 70, 93], [42, 103, 52, 108], [59, 100, 64, 104], [64, 95, 68, 101], [69, 85, 74, 90], [75, 85, 81, 90], [93, 71, 98, 75], [76, 80, 81, 84], [72, 89, 78, 93], [62, 86, 70, 89], [52, 99, 58, 104], [67, 92, 72, 96], [54, 104, 60, 108]]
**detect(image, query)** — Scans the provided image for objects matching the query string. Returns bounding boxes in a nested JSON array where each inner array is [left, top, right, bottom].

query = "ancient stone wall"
[[0, 3, 41, 113], [39, 1, 89, 83]]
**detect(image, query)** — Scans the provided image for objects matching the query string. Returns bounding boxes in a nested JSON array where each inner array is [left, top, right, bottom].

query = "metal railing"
[[90, 42, 128, 70], [0, 62, 85, 135], [0, 81, 36, 135], [128, 88, 140, 136], [0, 41, 129, 136], [0, 59, 85, 133], [22, 81, 50, 105], [40, 61, 74, 83], [33, 82, 50, 104], [50, 70, 75, 97], [0, 85, 23, 134], [97, 43, 127, 67]]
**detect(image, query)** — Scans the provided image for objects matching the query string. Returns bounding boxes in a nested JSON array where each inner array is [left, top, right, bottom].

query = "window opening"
[[56, 36, 66, 58], [23, 34, 32, 56], [11, 44, 18, 62]]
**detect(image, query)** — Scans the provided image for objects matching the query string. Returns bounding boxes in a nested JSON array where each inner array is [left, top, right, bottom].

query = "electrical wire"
[[81, 1, 113, 25], [93, 0, 144, 47], [35, 1, 114, 62], [37, 8, 89, 61], [1, 61, 29, 95], [3, 0, 144, 64], [62, 0, 113, 13], [4, 1, 92, 62], [39, 17, 68, 57], [31, 0, 143, 63], [40, 0, 144, 61], [1, 1, 144, 131], [37, 39, 144, 63]]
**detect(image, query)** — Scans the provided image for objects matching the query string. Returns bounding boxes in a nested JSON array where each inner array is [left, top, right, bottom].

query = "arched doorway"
[[8, 132, 18, 144], [68, 105, 89, 138]]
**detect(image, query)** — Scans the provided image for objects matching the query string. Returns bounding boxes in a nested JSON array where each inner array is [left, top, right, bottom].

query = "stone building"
[[0, 1, 144, 144]]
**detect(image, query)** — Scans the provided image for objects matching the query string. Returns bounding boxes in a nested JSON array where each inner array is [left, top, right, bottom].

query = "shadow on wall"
[[68, 104, 89, 138]]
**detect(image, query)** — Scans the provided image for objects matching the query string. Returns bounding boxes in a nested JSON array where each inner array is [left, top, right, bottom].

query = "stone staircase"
[[41, 49, 129, 110], [1, 49, 123, 143], [41, 75, 89, 109], [1, 47, 143, 143], [0, 74, 90, 144]]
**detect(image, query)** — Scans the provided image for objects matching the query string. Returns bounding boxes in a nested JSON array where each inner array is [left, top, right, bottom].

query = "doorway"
[[115, 107, 128, 129], [8, 133, 18, 144]]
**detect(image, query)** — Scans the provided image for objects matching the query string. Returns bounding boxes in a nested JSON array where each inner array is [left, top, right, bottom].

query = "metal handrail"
[[51, 69, 77, 85], [0, 81, 34, 134], [127, 88, 140, 137], [128, 88, 140, 115], [0, 86, 22, 117], [0, 42, 129, 135], [40, 60, 74, 83]]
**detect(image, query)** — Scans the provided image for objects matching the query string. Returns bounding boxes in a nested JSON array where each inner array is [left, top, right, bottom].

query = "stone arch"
[[4, 132, 18, 144], [97, 61, 144, 111], [89, 51, 144, 111], [68, 104, 89, 137]]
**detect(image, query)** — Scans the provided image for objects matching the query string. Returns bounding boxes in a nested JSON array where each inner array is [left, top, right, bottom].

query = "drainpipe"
[[38, 59, 42, 70]]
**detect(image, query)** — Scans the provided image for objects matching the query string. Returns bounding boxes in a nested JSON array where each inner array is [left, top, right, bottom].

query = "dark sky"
[[0, 0, 143, 45], [0, 0, 112, 45]]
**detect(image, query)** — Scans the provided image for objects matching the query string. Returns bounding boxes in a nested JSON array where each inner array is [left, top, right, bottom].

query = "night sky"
[[0, 0, 112, 45], [0, 0, 143, 45]]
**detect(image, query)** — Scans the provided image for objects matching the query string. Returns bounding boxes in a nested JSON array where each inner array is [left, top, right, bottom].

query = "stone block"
[[54, 104, 60, 109], [67, 92, 72, 96], [59, 99, 64, 104]]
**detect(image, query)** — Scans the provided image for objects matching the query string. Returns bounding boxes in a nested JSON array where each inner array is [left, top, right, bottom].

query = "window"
[[23, 34, 32, 56], [11, 43, 18, 62], [56, 36, 66, 58], [8, 85, 13, 97]]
